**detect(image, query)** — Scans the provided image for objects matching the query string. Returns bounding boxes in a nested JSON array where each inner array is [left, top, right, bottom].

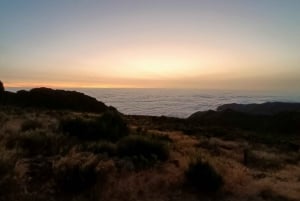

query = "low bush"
[[86, 141, 117, 156], [185, 158, 223, 193], [117, 135, 169, 168], [0, 156, 17, 200], [53, 153, 109, 193], [16, 131, 63, 156], [60, 110, 129, 141], [0, 157, 12, 178], [21, 119, 43, 132]]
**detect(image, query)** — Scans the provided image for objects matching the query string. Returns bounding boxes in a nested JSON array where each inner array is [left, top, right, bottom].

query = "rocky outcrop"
[[1, 86, 109, 113], [217, 102, 300, 115]]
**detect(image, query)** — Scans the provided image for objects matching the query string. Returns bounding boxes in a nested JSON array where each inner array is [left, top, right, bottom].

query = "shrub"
[[0, 156, 17, 200], [97, 110, 129, 141], [16, 131, 63, 156], [53, 153, 110, 193], [0, 157, 12, 178], [86, 141, 117, 156], [60, 110, 129, 141], [21, 119, 43, 132], [185, 158, 223, 193], [60, 118, 90, 138], [118, 135, 169, 167]]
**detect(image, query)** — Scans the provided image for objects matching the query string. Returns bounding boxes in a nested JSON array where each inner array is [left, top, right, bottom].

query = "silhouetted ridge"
[[1, 85, 108, 113], [217, 102, 300, 115], [188, 106, 300, 134]]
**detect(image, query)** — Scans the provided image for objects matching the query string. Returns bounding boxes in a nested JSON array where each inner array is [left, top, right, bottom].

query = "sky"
[[1, 0, 300, 90]]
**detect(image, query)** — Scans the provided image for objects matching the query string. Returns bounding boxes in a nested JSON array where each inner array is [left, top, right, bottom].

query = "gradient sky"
[[1, 0, 300, 90]]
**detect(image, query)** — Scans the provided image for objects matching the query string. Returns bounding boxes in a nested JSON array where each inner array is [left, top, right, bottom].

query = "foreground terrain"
[[0, 105, 299, 201], [0, 83, 299, 201]]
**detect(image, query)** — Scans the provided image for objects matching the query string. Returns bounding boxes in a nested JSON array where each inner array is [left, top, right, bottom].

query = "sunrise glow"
[[1, 1, 300, 90]]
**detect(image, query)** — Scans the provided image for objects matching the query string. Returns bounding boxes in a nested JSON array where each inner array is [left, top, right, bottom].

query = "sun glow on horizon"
[[81, 44, 248, 81], [4, 81, 140, 89], [1, 1, 300, 91]]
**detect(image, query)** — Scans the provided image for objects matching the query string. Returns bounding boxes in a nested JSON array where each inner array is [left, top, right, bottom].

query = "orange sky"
[[1, 1, 300, 91]]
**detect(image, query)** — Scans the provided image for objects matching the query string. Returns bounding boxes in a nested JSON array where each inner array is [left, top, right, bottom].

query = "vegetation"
[[0, 101, 299, 201], [86, 141, 117, 156], [118, 135, 169, 168], [0, 157, 16, 201], [21, 119, 43, 131], [60, 110, 129, 141], [16, 131, 64, 157], [243, 148, 283, 170], [185, 158, 223, 193], [1, 86, 108, 112], [53, 153, 100, 193]]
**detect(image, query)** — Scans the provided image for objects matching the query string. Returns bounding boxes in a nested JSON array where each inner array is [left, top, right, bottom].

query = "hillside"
[[0, 84, 299, 201]]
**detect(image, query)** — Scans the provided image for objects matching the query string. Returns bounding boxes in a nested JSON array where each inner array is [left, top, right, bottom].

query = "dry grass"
[[0, 107, 299, 201]]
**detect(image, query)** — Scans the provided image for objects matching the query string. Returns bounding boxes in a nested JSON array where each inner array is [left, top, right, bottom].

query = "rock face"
[[1, 86, 108, 113], [217, 102, 300, 115]]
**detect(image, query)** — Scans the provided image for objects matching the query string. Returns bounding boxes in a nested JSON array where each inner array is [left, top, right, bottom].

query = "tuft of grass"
[[259, 188, 293, 201], [148, 133, 173, 143], [185, 158, 223, 193], [243, 148, 283, 170]]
